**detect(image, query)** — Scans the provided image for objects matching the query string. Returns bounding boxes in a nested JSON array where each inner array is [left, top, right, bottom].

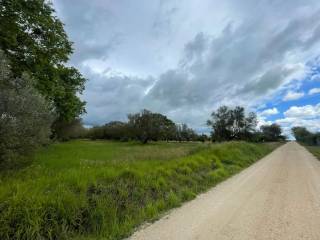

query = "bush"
[[0, 51, 54, 169], [52, 119, 88, 141]]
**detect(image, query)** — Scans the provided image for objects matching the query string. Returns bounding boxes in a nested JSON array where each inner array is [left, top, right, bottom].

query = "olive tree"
[[0, 51, 54, 169]]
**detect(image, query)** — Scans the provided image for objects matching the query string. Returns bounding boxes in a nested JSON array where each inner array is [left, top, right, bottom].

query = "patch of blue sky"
[[259, 59, 320, 123]]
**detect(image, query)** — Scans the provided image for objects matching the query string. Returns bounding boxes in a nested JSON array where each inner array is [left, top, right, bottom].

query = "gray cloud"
[[53, 0, 320, 131], [82, 68, 154, 126], [53, 0, 121, 64]]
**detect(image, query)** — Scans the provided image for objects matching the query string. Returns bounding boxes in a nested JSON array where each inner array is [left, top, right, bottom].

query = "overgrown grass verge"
[[306, 145, 320, 160], [0, 141, 280, 240]]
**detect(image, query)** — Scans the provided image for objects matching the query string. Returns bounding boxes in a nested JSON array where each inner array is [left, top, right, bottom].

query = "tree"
[[0, 0, 86, 125], [260, 123, 283, 141], [53, 119, 87, 141], [207, 106, 233, 141], [292, 127, 319, 145], [175, 123, 198, 141], [230, 106, 245, 139], [0, 51, 54, 169], [207, 106, 257, 141], [242, 112, 258, 140], [128, 110, 176, 143]]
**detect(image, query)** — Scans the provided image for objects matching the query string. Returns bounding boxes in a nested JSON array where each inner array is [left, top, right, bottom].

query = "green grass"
[[306, 145, 320, 160], [33, 140, 205, 170], [0, 140, 281, 240]]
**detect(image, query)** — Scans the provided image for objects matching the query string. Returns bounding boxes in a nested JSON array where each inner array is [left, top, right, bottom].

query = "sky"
[[52, 0, 320, 138]]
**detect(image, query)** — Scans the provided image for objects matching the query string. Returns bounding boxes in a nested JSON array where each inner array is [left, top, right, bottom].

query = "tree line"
[[84, 106, 286, 144], [87, 110, 208, 143], [292, 127, 320, 146]]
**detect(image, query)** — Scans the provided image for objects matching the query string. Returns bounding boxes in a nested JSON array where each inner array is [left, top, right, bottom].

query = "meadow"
[[0, 140, 280, 240]]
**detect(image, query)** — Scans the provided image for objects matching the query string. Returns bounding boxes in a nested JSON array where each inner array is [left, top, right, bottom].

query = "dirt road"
[[129, 142, 320, 240]]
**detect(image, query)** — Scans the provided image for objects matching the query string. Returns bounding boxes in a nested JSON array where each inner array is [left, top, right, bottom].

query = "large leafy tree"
[[0, 0, 86, 123]]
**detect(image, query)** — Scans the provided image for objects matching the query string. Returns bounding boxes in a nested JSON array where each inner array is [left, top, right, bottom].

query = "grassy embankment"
[[0, 140, 280, 240], [306, 145, 320, 160]]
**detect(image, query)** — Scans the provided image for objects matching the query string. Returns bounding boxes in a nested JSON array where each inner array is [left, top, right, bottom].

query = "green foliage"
[[0, 51, 54, 169], [88, 110, 203, 143], [0, 0, 86, 123], [52, 119, 88, 141], [292, 127, 320, 146], [306, 146, 320, 160], [0, 141, 280, 239], [88, 121, 131, 141], [207, 106, 257, 141], [260, 123, 285, 142], [128, 109, 177, 143], [175, 123, 199, 142]]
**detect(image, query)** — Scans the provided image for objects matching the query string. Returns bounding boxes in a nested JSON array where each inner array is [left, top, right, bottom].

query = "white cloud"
[[275, 117, 320, 138], [257, 116, 272, 129], [308, 88, 320, 95], [275, 103, 320, 138], [283, 91, 305, 101], [284, 104, 320, 118], [259, 108, 279, 116]]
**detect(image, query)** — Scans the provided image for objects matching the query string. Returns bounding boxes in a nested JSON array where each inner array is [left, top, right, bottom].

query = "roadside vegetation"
[[292, 127, 320, 146], [0, 140, 280, 240], [306, 146, 320, 160], [291, 127, 320, 160]]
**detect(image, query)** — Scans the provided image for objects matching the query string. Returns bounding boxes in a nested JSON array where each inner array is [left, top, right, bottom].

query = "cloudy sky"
[[53, 0, 320, 137]]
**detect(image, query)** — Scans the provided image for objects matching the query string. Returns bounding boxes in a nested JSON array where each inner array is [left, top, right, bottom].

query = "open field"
[[0, 140, 280, 240]]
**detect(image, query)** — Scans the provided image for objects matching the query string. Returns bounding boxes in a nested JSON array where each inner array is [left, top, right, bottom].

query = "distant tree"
[[242, 112, 258, 140], [87, 111, 201, 143], [230, 106, 245, 139], [207, 106, 257, 141], [207, 106, 233, 141], [53, 119, 87, 141], [260, 123, 284, 141], [103, 121, 130, 141], [128, 110, 176, 143], [0, 51, 54, 169], [88, 126, 105, 140], [0, 0, 86, 130], [175, 123, 198, 142], [292, 127, 319, 145], [197, 134, 210, 142]]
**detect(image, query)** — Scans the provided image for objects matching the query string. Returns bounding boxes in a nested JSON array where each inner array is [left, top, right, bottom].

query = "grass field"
[[0, 140, 280, 240], [306, 145, 320, 160]]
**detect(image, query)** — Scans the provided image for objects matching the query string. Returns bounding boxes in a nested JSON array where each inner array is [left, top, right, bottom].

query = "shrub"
[[0, 51, 54, 169]]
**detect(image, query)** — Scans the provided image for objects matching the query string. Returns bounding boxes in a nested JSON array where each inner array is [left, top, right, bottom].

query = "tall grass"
[[306, 145, 320, 160], [0, 140, 280, 240]]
